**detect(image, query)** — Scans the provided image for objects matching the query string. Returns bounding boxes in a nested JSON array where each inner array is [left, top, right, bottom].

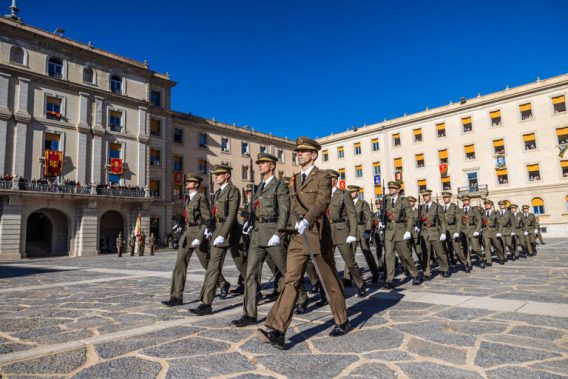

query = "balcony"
[[457, 184, 489, 197], [0, 180, 149, 198]]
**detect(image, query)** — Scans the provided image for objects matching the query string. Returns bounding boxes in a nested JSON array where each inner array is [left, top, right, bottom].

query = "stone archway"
[[100, 210, 124, 254], [25, 209, 69, 258]]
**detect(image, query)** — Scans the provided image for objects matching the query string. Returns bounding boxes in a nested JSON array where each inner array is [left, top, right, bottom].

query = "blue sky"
[[16, 0, 568, 139]]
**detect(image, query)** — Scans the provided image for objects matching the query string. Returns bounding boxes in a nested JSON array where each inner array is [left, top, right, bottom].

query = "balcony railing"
[[457, 184, 489, 197], [0, 180, 148, 198]]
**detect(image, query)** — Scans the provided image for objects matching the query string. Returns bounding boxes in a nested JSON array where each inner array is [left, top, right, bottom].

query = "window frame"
[[47, 57, 64, 79], [110, 74, 123, 94], [173, 128, 183, 144], [198, 133, 208, 148], [9, 45, 27, 66], [221, 137, 230, 153], [149, 148, 161, 167], [107, 107, 125, 133]]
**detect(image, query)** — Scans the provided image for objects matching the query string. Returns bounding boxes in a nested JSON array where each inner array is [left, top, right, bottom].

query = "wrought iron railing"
[[0, 180, 147, 198], [457, 184, 489, 196]]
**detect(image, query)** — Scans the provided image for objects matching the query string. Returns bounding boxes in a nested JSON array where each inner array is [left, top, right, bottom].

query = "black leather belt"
[[259, 216, 278, 223]]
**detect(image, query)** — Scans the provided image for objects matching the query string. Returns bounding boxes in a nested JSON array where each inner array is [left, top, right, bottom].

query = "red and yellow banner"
[[439, 163, 448, 174], [110, 158, 123, 175], [44, 150, 63, 177], [338, 180, 346, 190], [173, 171, 183, 185]]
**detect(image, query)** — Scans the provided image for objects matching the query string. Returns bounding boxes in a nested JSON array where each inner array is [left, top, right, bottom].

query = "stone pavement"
[[0, 239, 567, 378]]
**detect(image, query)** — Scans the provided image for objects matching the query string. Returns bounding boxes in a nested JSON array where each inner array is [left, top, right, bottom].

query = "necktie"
[[464, 208, 468, 214], [444, 205, 447, 213], [301, 173, 307, 184], [259, 182, 265, 192], [486, 211, 489, 217], [391, 198, 395, 207], [501, 211, 504, 216], [426, 204, 429, 212]]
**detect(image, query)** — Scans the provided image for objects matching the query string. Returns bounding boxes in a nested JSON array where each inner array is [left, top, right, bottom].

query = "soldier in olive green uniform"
[[148, 233, 156, 256], [190, 165, 244, 315], [509, 204, 526, 258], [232, 153, 290, 327], [373, 198, 385, 274], [383, 181, 421, 288], [162, 174, 228, 307], [497, 200, 515, 261], [481, 199, 505, 265], [461, 195, 484, 268], [139, 231, 146, 256], [128, 233, 135, 256], [440, 192, 471, 273], [259, 137, 351, 349], [407, 196, 422, 263], [418, 189, 450, 278], [116, 232, 124, 257], [326, 178, 367, 297], [535, 216, 545, 245], [521, 205, 538, 256]]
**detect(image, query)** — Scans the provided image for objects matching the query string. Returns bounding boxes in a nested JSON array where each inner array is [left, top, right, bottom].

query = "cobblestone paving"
[[0, 239, 567, 378]]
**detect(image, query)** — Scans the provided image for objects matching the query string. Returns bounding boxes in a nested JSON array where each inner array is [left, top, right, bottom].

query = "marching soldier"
[[407, 196, 422, 266], [521, 205, 538, 256], [440, 192, 471, 273], [481, 199, 505, 265], [509, 204, 526, 258], [139, 231, 146, 256], [128, 232, 135, 256], [535, 216, 545, 245], [497, 200, 515, 261], [461, 195, 484, 268], [116, 232, 124, 257], [258, 137, 351, 350], [325, 175, 367, 296], [148, 232, 156, 256], [383, 181, 421, 288], [348, 186, 380, 285], [190, 165, 245, 315], [232, 153, 290, 327], [373, 198, 385, 274], [162, 174, 229, 307], [418, 189, 450, 279]]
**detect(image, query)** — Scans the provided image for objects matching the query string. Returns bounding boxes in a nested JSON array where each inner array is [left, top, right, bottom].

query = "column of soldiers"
[[115, 231, 155, 257], [160, 136, 543, 350]]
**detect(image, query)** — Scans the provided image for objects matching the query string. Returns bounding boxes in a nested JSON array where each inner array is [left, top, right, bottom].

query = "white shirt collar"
[[189, 190, 198, 199], [263, 175, 275, 186], [301, 165, 315, 177], [332, 187, 337, 195], [353, 198, 359, 204], [220, 182, 229, 191]]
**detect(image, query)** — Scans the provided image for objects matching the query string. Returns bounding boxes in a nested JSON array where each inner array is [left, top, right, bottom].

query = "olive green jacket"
[[328, 188, 357, 245], [250, 177, 290, 247], [384, 195, 413, 242], [212, 182, 241, 248]]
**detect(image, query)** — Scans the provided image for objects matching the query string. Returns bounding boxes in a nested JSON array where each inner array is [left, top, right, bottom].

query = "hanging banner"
[[173, 171, 183, 185], [394, 170, 403, 182], [559, 144, 568, 158], [110, 158, 123, 175], [495, 155, 506, 168], [439, 163, 448, 174], [44, 150, 63, 177], [338, 180, 346, 190]]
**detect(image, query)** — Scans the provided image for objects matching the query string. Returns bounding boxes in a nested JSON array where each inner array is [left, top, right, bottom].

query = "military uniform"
[[116, 233, 123, 257], [350, 193, 380, 283], [440, 192, 470, 272], [372, 199, 385, 273], [407, 196, 422, 262], [522, 205, 537, 256], [461, 197, 484, 267], [148, 233, 156, 256], [418, 190, 450, 277], [139, 232, 146, 256], [481, 200, 505, 264], [496, 201, 515, 260], [510, 205, 526, 257], [128, 234, 135, 256]]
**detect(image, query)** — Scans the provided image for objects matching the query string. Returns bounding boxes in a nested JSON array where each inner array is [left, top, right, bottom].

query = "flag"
[[134, 213, 142, 238], [394, 171, 403, 181], [559, 144, 568, 158], [495, 155, 506, 168], [439, 163, 448, 174], [338, 180, 346, 190], [110, 158, 123, 175], [173, 171, 183, 184], [44, 150, 63, 176]]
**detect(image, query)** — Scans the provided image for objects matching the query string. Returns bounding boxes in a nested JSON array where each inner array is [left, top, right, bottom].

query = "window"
[[374, 186, 383, 198], [322, 149, 329, 162], [46, 96, 62, 120], [83, 67, 94, 83], [552, 95, 566, 113], [10, 46, 24, 64], [493, 139, 505, 155], [519, 103, 532, 120], [413, 128, 422, 142], [44, 133, 60, 151], [221, 137, 230, 153], [560, 160, 568, 177], [110, 75, 122, 94], [417, 179, 427, 191], [292, 152, 298, 165], [242, 165, 249, 181], [496, 168, 508, 184], [109, 110, 123, 132], [150, 90, 161, 107], [173, 183, 183, 200], [392, 133, 401, 147], [462, 117, 473, 133], [337, 146, 344, 159], [173, 128, 183, 144], [259, 145, 267, 154], [240, 142, 249, 156], [523, 133, 536, 150], [557, 127, 568, 145], [415, 153, 425, 168], [173, 156, 183, 172], [108, 143, 121, 184], [532, 197, 544, 214], [527, 164, 541, 181], [467, 172, 479, 191], [198, 159, 207, 174], [371, 138, 380, 151], [355, 165, 363, 177], [338, 168, 346, 180], [199, 133, 207, 148], [436, 122, 446, 137], [358, 188, 364, 201], [48, 57, 63, 79], [150, 149, 161, 166], [278, 149, 284, 163], [149, 180, 160, 197], [354, 142, 362, 155], [464, 144, 476, 160], [394, 157, 403, 172], [373, 162, 381, 176], [441, 176, 451, 191], [490, 110, 502, 126], [150, 119, 161, 136], [438, 149, 448, 164]]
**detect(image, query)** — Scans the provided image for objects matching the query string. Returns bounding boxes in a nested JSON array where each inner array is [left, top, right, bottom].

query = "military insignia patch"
[[289, 174, 297, 187]]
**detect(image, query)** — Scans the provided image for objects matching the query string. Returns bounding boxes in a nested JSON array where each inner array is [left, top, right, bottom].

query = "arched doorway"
[[26, 209, 69, 258], [100, 210, 124, 254]]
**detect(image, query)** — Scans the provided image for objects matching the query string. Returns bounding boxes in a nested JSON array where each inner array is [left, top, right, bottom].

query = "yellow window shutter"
[[413, 128, 422, 135], [531, 198, 544, 206], [375, 186, 383, 195], [436, 123, 445, 130], [493, 139, 504, 147], [519, 103, 532, 112], [373, 162, 380, 167], [496, 168, 508, 175], [557, 127, 568, 136], [438, 149, 448, 159], [527, 164, 540, 172], [417, 179, 426, 186], [464, 144, 475, 154], [552, 95, 565, 104], [523, 133, 535, 142], [490, 110, 501, 118], [560, 160, 568, 168], [441, 176, 450, 183], [462, 117, 472, 124]]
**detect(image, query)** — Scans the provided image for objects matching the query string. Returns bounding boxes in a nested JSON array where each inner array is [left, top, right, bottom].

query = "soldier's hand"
[[379, 222, 384, 230], [452, 232, 460, 239], [204, 228, 212, 239], [267, 234, 281, 246], [213, 236, 224, 246], [473, 231, 480, 237], [346, 235, 357, 244], [511, 232, 516, 236], [242, 225, 252, 235], [534, 229, 539, 234], [403, 231, 411, 240], [496, 233, 502, 238], [243, 221, 249, 230], [524, 231, 529, 236], [440, 233, 447, 241], [295, 219, 310, 235], [191, 239, 201, 248], [414, 226, 420, 234]]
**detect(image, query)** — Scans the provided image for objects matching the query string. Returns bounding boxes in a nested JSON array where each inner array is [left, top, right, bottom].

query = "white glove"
[[534, 229, 539, 234], [242, 225, 252, 235], [378, 222, 384, 230], [243, 221, 249, 230], [267, 234, 280, 246], [346, 235, 357, 244], [403, 231, 411, 240], [473, 232, 480, 237], [191, 238, 201, 247], [295, 219, 310, 235], [414, 226, 420, 233], [440, 233, 447, 241], [511, 232, 516, 236], [496, 233, 502, 238], [363, 231, 370, 239], [452, 233, 460, 239], [524, 231, 529, 236], [204, 228, 212, 239], [213, 236, 224, 246]]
